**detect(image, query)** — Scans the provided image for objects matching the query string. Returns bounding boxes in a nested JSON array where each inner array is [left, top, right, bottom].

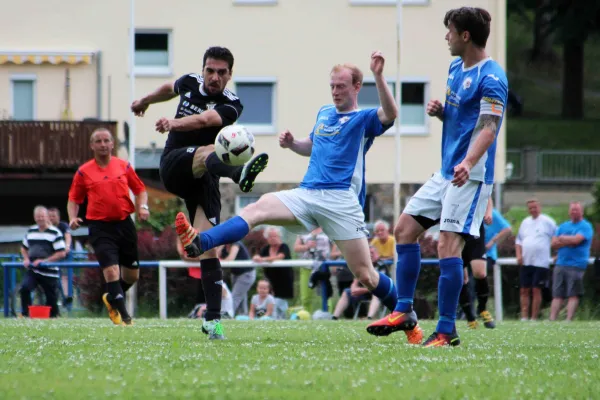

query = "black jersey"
[[163, 73, 243, 152]]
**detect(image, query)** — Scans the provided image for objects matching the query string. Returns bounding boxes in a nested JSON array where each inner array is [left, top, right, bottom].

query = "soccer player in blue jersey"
[[367, 7, 508, 347], [175, 51, 408, 339]]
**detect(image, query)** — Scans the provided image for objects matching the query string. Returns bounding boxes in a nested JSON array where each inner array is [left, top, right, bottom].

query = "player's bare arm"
[[371, 51, 398, 125], [483, 197, 493, 225], [135, 191, 150, 221], [131, 82, 178, 116], [67, 200, 83, 230], [426, 99, 444, 121], [155, 110, 224, 133], [279, 130, 313, 157], [451, 114, 500, 187]]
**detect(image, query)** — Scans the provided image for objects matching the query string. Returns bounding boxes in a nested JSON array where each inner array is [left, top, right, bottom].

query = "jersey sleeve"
[[68, 170, 87, 204], [479, 72, 508, 118], [53, 231, 66, 251], [363, 108, 392, 138], [579, 222, 594, 242], [173, 74, 192, 95], [125, 163, 146, 195], [214, 100, 243, 126]]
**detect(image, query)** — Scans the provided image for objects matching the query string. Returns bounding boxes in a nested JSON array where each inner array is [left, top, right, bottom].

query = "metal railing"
[[3, 257, 580, 322], [506, 148, 600, 184], [538, 150, 600, 182]]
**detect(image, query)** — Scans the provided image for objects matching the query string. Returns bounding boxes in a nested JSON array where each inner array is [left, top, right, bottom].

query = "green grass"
[[1, 319, 600, 399]]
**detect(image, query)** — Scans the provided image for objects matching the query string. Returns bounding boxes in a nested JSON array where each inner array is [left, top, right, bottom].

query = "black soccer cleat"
[[239, 153, 269, 193]]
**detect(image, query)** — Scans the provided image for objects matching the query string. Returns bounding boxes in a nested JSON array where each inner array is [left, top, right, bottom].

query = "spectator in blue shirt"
[[550, 202, 594, 321]]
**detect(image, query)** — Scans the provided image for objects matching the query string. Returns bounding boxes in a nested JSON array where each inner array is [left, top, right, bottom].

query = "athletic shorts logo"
[[443, 218, 460, 225], [186, 148, 195, 153]]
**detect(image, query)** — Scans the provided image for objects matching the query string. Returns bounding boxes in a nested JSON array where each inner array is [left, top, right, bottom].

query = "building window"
[[134, 30, 172, 76], [235, 194, 261, 215], [11, 75, 36, 120], [350, 0, 429, 5], [235, 78, 276, 134], [358, 80, 428, 135]]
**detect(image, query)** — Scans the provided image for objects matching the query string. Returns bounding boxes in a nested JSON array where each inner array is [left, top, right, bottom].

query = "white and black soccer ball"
[[214, 124, 255, 166]]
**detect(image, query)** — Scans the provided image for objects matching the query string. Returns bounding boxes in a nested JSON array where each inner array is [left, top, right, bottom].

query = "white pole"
[[127, 0, 137, 317], [159, 264, 167, 319], [393, 0, 403, 223], [493, 262, 503, 322]]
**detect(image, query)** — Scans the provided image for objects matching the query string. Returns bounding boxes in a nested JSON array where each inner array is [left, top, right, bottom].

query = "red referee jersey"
[[68, 157, 146, 222]]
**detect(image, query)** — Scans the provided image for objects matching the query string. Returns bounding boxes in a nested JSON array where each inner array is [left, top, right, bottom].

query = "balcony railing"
[[506, 148, 600, 185], [0, 120, 117, 171]]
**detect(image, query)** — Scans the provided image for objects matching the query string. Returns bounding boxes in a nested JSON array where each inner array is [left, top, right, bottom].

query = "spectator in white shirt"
[[515, 199, 557, 321]]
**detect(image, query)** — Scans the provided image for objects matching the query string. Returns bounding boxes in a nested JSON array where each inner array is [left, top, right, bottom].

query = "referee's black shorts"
[[88, 217, 139, 269], [462, 223, 486, 266], [159, 147, 221, 226]]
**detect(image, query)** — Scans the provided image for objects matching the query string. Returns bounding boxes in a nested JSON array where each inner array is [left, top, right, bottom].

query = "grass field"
[[1, 319, 599, 399]]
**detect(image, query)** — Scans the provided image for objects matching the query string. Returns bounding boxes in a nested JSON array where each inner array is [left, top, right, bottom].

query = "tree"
[[553, 0, 600, 119]]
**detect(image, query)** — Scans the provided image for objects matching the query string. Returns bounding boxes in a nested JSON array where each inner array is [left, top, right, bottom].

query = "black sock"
[[475, 278, 489, 314], [107, 280, 131, 321], [205, 152, 243, 183], [459, 284, 477, 322], [120, 278, 133, 293], [200, 258, 223, 321]]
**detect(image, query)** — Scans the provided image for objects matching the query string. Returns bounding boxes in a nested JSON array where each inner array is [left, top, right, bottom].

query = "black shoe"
[[239, 153, 268, 193], [423, 329, 461, 347]]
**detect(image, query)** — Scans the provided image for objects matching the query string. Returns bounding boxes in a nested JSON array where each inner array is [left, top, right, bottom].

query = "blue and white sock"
[[436, 257, 463, 334], [371, 272, 397, 311], [199, 216, 250, 251], [394, 243, 421, 313]]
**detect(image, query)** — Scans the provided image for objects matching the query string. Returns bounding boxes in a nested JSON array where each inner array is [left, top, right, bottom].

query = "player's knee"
[[520, 287, 531, 296], [437, 232, 463, 258], [472, 264, 487, 279], [240, 195, 272, 227], [393, 214, 421, 244]]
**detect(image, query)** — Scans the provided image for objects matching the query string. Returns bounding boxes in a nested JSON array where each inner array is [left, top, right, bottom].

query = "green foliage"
[[507, 118, 600, 149], [136, 198, 184, 233], [586, 181, 600, 225], [504, 205, 570, 233]]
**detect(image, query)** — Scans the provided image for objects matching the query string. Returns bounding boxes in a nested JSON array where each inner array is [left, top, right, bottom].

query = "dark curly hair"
[[444, 7, 492, 48], [202, 46, 234, 71]]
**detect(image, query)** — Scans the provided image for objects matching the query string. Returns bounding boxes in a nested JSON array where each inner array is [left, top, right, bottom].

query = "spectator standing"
[[515, 199, 556, 321], [19, 206, 67, 317], [294, 227, 332, 312], [550, 202, 594, 321]]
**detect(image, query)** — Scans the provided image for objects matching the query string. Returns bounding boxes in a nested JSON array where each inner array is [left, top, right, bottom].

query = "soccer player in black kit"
[[131, 46, 268, 339]]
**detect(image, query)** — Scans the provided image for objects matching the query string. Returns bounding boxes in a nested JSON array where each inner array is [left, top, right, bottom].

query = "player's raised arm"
[[155, 110, 225, 133], [131, 82, 178, 116], [371, 51, 398, 125], [279, 130, 313, 157]]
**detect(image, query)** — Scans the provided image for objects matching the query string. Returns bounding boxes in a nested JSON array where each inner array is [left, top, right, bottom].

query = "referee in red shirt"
[[67, 128, 149, 325]]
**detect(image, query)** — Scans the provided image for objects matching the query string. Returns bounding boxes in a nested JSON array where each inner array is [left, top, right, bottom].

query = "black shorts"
[[461, 223, 486, 265], [160, 147, 221, 225], [88, 217, 139, 269], [520, 265, 550, 289]]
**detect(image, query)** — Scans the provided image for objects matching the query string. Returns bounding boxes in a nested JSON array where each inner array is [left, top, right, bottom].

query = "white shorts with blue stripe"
[[403, 172, 492, 238], [273, 188, 369, 241]]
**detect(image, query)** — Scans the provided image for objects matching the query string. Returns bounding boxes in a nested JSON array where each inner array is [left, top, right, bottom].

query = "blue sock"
[[371, 272, 397, 311], [436, 257, 463, 334], [394, 244, 421, 312], [199, 216, 250, 251]]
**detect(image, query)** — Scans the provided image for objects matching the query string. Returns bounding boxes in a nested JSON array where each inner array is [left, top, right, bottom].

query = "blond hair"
[[90, 127, 113, 143], [330, 63, 363, 86]]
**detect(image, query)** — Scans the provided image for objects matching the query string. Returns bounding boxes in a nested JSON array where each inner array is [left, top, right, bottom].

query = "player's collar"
[[462, 56, 492, 72], [199, 84, 208, 96], [335, 108, 360, 114]]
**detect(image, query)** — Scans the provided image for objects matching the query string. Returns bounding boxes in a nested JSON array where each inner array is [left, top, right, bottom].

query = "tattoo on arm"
[[475, 114, 500, 134]]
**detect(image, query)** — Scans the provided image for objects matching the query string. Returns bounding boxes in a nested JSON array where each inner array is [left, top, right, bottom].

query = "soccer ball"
[[214, 124, 255, 166]]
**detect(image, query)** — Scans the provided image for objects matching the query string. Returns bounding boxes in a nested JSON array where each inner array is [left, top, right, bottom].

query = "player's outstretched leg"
[[204, 152, 269, 193]]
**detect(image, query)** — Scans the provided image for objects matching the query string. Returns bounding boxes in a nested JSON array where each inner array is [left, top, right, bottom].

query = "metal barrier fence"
[[2, 258, 596, 321]]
